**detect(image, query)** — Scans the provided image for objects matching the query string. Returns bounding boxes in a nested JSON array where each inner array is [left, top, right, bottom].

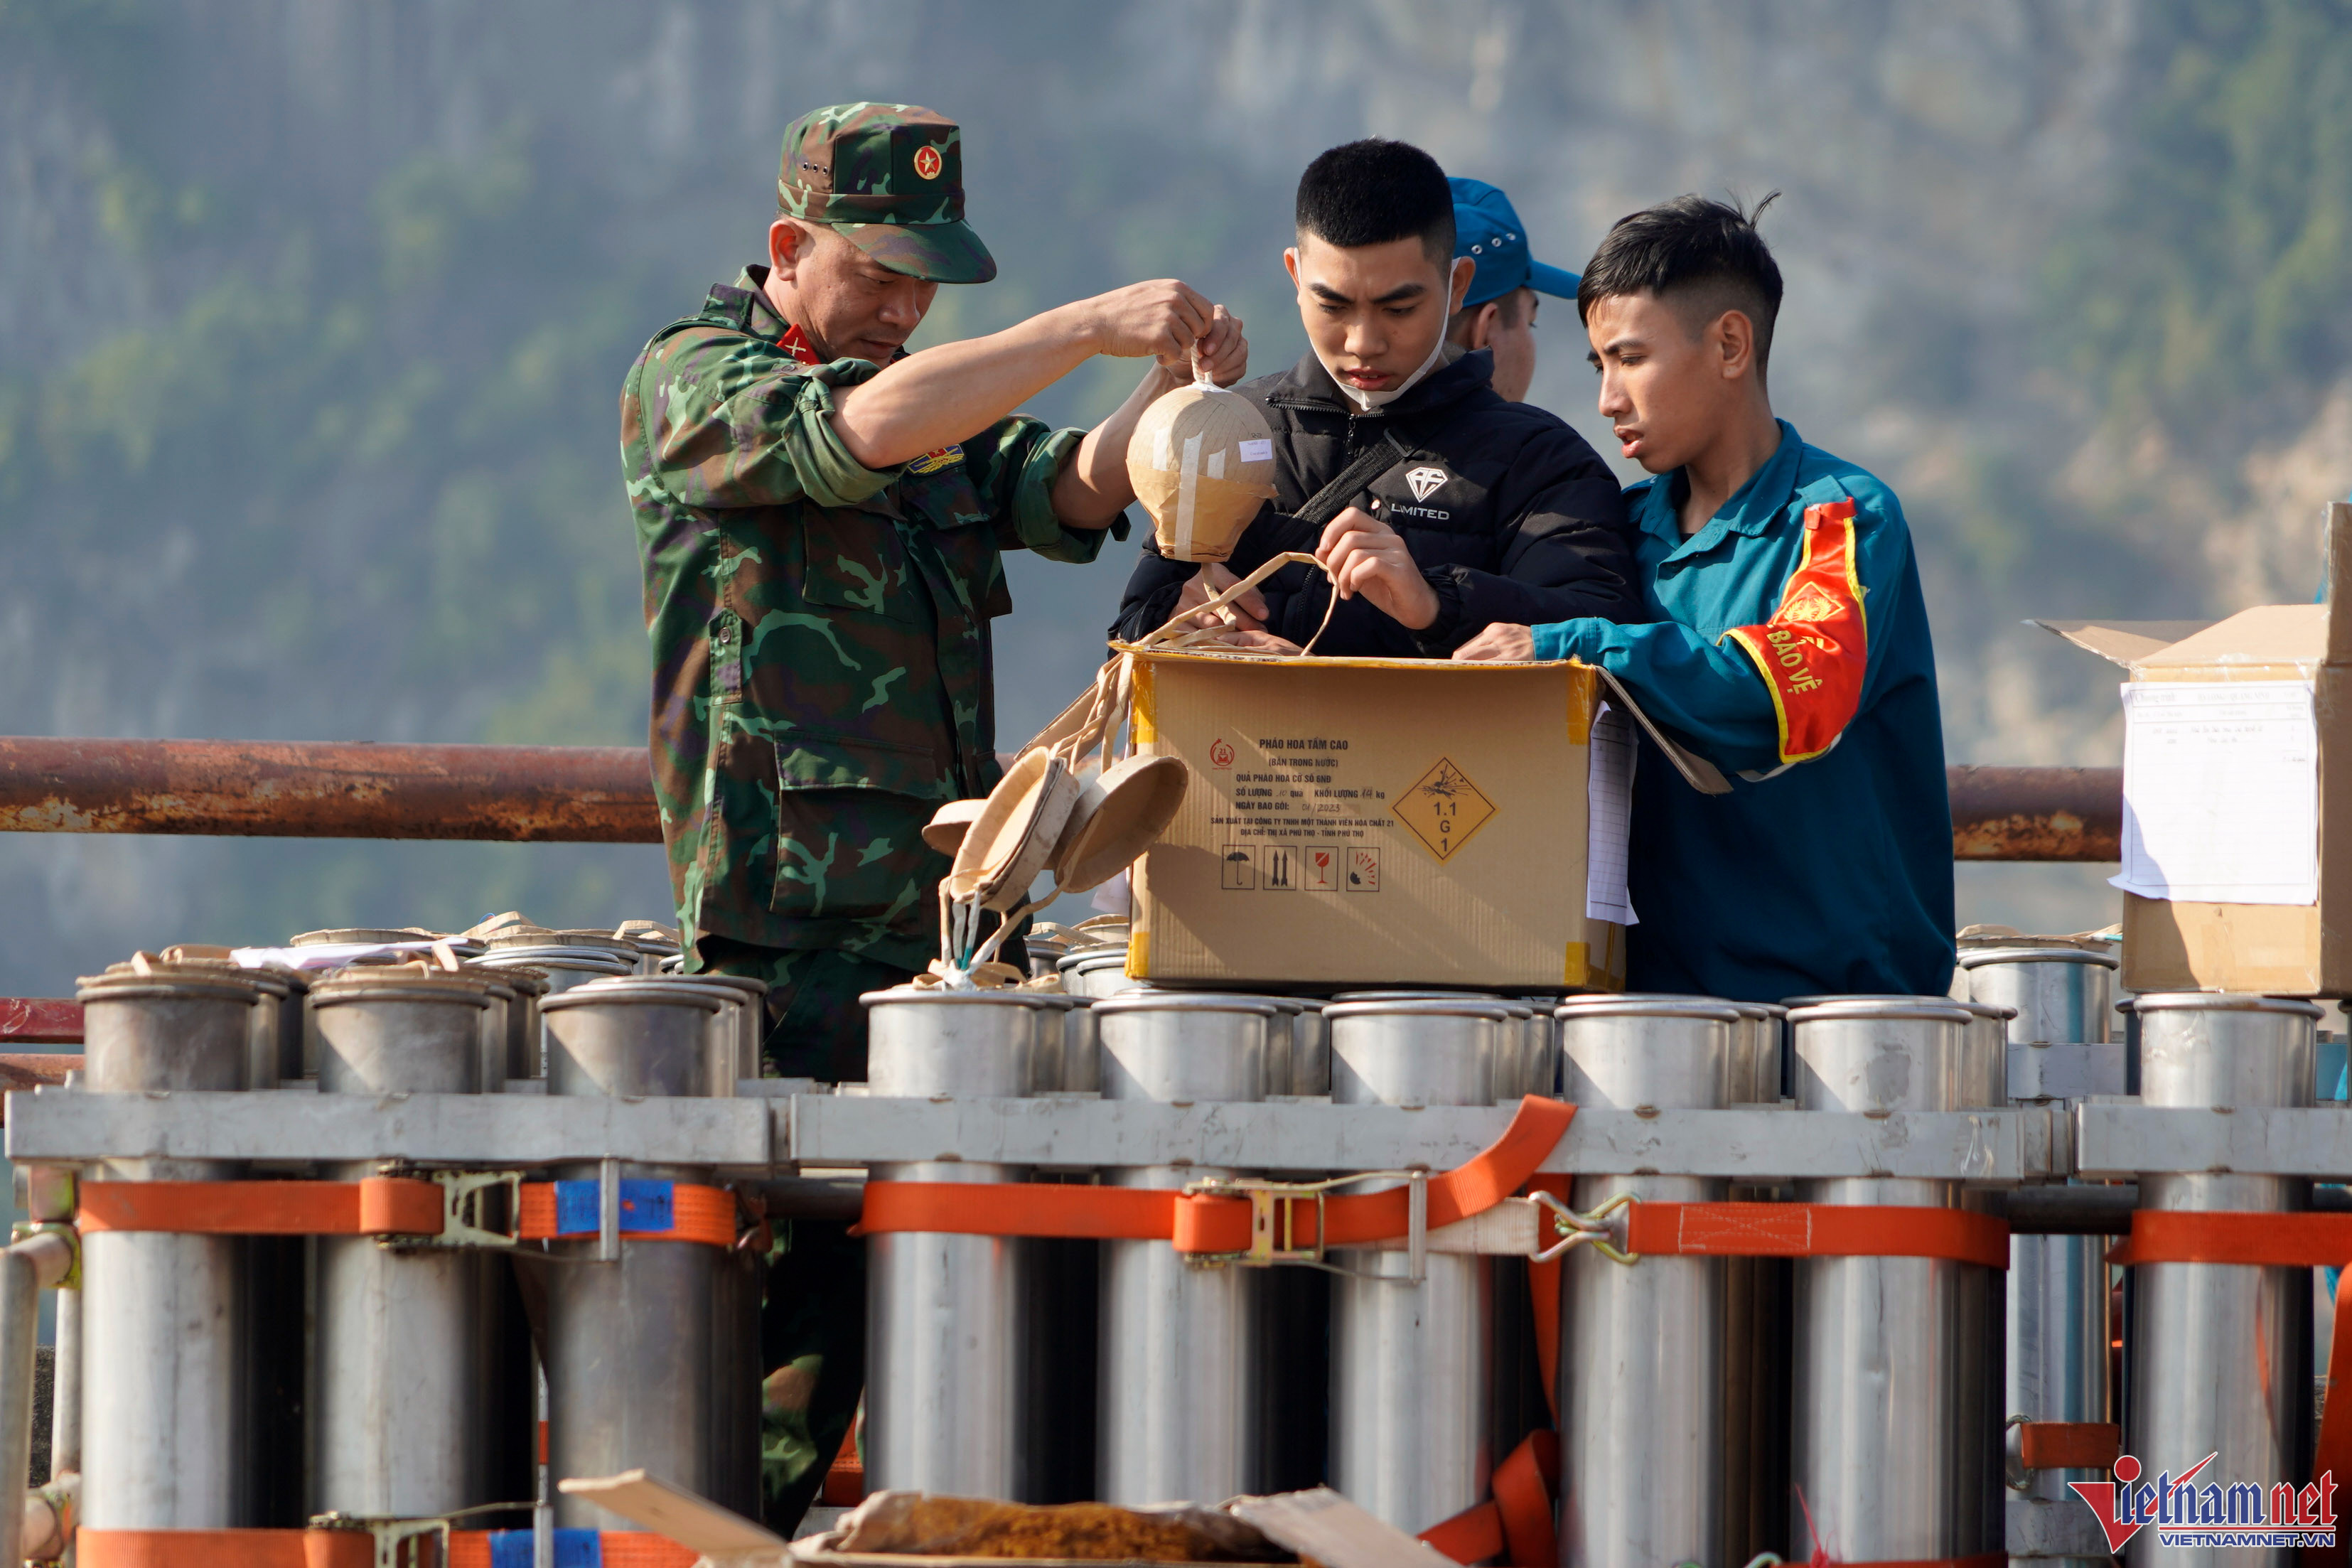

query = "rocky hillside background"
[[3, 0, 2348, 989]]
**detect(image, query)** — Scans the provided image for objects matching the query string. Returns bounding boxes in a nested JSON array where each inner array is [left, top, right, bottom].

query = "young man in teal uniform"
[[1456, 195, 1954, 1001]]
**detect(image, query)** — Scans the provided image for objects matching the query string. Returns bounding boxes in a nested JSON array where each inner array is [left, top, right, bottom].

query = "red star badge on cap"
[[912, 144, 943, 181]]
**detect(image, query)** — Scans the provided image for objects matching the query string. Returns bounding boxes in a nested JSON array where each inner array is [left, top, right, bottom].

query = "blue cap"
[[1450, 178, 1580, 309]]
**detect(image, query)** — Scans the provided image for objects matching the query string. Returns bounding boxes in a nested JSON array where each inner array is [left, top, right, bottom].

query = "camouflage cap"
[[778, 102, 996, 284]]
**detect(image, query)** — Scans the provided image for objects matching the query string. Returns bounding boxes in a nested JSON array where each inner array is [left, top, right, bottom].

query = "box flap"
[[2135, 604, 2329, 673], [2329, 500, 2352, 665], [558, 1470, 786, 1559], [2034, 619, 2217, 668], [1594, 669, 1731, 795], [1227, 1488, 1460, 1568], [1115, 644, 1732, 797]]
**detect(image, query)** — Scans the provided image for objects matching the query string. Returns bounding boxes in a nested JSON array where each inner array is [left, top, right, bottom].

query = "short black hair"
[[1577, 193, 1783, 377], [1448, 285, 1535, 343], [1295, 139, 1455, 269]]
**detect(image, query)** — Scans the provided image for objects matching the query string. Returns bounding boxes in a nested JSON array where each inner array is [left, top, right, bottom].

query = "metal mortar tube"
[[2128, 994, 2318, 1568], [1500, 1004, 1536, 1102], [1954, 999, 2016, 1557], [1967, 950, 2118, 1568], [48, 1279, 77, 1481], [539, 984, 736, 1525], [478, 950, 638, 1079], [1326, 999, 1508, 1534], [580, 974, 753, 1091], [1058, 948, 1138, 1000], [1030, 994, 1074, 1094], [1519, 999, 1562, 1100], [311, 973, 500, 1519], [239, 969, 292, 1088], [1556, 997, 1738, 1568], [1707, 999, 1780, 1562], [0, 1231, 77, 1568], [677, 972, 771, 1080], [1259, 997, 1304, 1097], [1093, 994, 1273, 1504], [478, 977, 517, 1092], [1292, 1002, 1330, 1097], [77, 974, 257, 1529], [1789, 997, 1987, 1563], [1487, 1001, 1540, 1473], [1724, 1003, 1773, 1104], [863, 989, 1043, 1498], [1063, 996, 1100, 1092], [495, 967, 550, 1080]]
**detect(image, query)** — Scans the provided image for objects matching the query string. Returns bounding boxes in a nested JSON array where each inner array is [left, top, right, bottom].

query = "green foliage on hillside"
[[2043, 0, 2352, 444]]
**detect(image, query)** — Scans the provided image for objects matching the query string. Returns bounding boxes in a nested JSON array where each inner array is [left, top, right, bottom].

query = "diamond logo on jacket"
[[1405, 466, 1449, 502]]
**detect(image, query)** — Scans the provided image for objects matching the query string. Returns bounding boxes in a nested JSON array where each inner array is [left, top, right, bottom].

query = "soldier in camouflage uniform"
[[619, 103, 1245, 1527]]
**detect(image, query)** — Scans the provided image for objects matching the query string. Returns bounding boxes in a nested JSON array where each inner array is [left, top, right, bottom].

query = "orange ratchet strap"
[[2017, 1421, 2122, 1471], [2102, 1207, 2352, 1568], [1417, 1429, 1559, 1567], [75, 1528, 697, 1567], [515, 1178, 739, 1248], [1623, 1201, 2011, 1270], [77, 1176, 740, 1248], [2106, 1209, 2352, 1267], [858, 1097, 1577, 1253], [78, 1178, 444, 1237]]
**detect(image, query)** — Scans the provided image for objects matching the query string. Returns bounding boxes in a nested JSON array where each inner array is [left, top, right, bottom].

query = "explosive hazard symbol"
[[1394, 756, 1496, 863]]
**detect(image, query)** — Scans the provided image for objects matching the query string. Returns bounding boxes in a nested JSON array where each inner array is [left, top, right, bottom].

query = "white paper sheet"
[[2110, 678, 2321, 906], [1586, 704, 1638, 925]]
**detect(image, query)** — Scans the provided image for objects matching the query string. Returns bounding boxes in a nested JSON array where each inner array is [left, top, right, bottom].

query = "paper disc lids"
[[923, 798, 987, 857], [1049, 755, 1189, 893], [949, 748, 1082, 911], [1127, 380, 1279, 563]]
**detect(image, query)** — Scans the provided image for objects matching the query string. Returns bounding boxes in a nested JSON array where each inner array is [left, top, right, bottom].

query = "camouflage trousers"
[[696, 938, 913, 1535]]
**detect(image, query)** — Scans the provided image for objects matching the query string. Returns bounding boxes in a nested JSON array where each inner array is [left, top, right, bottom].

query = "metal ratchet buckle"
[[375, 1166, 525, 1252], [1181, 1169, 1427, 1276], [308, 1511, 449, 1568], [1530, 1190, 1638, 1266], [311, 1500, 537, 1567]]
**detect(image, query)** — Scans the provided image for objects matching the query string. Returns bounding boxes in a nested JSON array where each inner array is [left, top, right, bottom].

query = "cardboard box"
[[2042, 502, 2352, 994], [1119, 644, 1724, 992]]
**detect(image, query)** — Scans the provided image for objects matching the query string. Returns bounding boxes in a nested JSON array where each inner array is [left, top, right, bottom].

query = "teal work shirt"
[[1532, 422, 1955, 1002]]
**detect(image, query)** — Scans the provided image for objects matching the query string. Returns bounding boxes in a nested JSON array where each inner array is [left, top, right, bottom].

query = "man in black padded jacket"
[[1111, 139, 1638, 655]]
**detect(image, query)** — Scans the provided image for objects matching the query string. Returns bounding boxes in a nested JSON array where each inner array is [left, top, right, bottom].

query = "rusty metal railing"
[[0, 738, 2120, 862]]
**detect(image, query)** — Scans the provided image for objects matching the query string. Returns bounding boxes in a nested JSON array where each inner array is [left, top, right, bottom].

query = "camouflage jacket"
[[621, 267, 1124, 971]]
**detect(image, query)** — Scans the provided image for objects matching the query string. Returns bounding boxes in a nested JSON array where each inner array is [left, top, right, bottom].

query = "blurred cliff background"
[[3, 0, 2348, 989]]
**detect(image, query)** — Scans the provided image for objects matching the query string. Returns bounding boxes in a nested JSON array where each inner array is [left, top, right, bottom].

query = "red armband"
[[1722, 500, 1868, 764]]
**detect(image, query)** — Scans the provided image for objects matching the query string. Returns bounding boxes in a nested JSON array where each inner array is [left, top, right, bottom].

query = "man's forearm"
[[831, 302, 1102, 470], [1051, 364, 1179, 529]]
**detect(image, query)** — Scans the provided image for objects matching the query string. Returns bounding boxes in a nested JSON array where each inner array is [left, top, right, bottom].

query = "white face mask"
[[1316, 328, 1449, 412]]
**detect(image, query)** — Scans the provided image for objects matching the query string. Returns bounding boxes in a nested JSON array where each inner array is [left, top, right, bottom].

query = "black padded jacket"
[[1109, 348, 1641, 655]]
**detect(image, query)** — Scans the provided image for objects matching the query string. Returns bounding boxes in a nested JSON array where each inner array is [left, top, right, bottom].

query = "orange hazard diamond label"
[[1393, 756, 1496, 863]]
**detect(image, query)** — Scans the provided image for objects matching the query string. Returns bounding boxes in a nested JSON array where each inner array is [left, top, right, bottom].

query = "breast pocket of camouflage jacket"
[[799, 505, 919, 623], [906, 466, 1014, 619], [769, 730, 951, 933]]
